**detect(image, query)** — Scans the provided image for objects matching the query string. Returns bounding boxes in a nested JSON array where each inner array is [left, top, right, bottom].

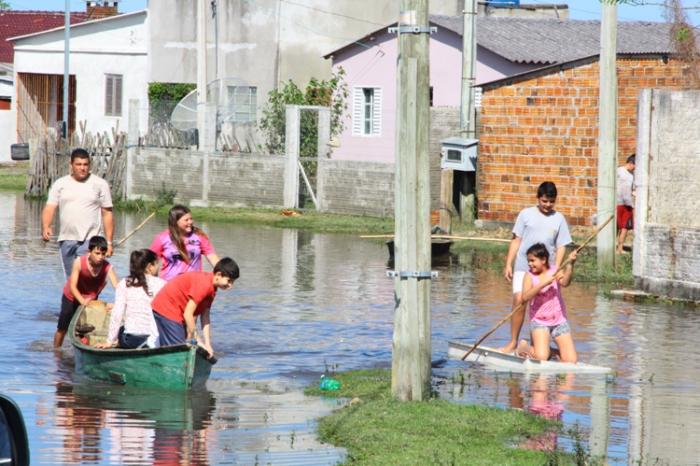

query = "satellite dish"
[[170, 89, 198, 131]]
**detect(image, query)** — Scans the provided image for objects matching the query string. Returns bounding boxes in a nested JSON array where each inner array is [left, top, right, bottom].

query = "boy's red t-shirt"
[[62, 255, 111, 302], [151, 271, 216, 324]]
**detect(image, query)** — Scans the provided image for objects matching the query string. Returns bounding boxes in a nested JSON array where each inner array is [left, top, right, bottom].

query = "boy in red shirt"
[[151, 257, 239, 358], [54, 235, 118, 348]]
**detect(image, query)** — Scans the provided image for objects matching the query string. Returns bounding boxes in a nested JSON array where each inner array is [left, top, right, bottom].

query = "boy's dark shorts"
[[57, 295, 80, 331]]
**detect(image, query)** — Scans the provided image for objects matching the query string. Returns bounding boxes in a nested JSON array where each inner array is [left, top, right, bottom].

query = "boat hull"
[[448, 341, 612, 375], [69, 303, 214, 390], [386, 239, 453, 260]]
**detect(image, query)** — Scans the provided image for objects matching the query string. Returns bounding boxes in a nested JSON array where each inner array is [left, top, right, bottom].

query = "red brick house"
[[475, 20, 695, 226]]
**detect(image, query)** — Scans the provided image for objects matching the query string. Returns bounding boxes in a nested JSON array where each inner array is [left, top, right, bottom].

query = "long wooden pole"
[[361, 234, 510, 243], [461, 215, 614, 361], [391, 0, 432, 402], [115, 212, 156, 248]]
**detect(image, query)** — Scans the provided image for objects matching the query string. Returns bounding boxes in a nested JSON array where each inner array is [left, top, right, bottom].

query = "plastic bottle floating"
[[319, 374, 341, 391]]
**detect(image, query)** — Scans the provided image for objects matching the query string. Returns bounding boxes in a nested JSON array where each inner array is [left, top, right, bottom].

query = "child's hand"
[[105, 303, 114, 311], [568, 251, 578, 263]]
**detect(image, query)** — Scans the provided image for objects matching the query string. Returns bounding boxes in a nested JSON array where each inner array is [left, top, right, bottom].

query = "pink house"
[[324, 15, 545, 163]]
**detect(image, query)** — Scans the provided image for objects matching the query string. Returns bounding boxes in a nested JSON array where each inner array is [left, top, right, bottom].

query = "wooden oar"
[[115, 211, 157, 248], [461, 214, 614, 361], [360, 233, 510, 243]]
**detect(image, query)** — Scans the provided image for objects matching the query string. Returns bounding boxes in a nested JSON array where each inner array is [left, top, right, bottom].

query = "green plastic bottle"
[[319, 375, 341, 391]]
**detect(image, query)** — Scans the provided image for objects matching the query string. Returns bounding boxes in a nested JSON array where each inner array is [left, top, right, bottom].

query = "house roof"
[[0, 10, 89, 63], [9, 10, 145, 43], [324, 15, 675, 66], [431, 15, 674, 65]]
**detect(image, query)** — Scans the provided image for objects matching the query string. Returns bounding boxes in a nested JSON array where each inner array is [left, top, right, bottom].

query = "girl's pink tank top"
[[528, 265, 567, 327]]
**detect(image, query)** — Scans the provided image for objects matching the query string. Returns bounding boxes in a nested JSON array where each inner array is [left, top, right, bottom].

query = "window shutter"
[[105, 75, 113, 115], [352, 87, 363, 136], [115, 75, 123, 116], [372, 87, 382, 136]]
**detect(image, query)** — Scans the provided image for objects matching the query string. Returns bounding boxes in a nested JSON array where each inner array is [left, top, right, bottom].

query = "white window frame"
[[352, 86, 382, 137], [104, 74, 123, 117], [227, 85, 257, 123]]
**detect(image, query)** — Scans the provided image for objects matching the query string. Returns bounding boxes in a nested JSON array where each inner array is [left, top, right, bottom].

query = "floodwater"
[[1, 191, 699, 465]]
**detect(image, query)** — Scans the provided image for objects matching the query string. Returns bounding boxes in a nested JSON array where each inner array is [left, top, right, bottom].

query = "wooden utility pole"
[[597, 1, 617, 272], [391, 0, 432, 401]]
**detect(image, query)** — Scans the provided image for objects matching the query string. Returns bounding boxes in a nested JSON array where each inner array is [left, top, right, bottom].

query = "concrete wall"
[[126, 148, 286, 208], [147, 0, 460, 132], [634, 89, 700, 301], [317, 158, 394, 217], [0, 106, 16, 162], [12, 12, 149, 136]]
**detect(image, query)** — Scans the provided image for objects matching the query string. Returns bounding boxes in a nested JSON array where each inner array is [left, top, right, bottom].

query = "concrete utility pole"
[[461, 0, 477, 138], [197, 0, 208, 149], [62, 0, 70, 139], [391, 0, 432, 402], [597, 1, 618, 272]]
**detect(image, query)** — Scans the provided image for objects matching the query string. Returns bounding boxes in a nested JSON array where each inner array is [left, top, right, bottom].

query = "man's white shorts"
[[512, 271, 526, 294]]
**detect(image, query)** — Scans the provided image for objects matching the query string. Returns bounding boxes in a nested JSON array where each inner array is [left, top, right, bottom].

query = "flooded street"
[[2, 191, 699, 464]]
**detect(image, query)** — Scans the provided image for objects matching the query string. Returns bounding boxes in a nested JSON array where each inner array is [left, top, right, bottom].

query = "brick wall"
[[478, 56, 694, 226]]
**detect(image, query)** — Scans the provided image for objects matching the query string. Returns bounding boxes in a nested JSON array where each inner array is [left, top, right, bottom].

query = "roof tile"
[[0, 11, 89, 64]]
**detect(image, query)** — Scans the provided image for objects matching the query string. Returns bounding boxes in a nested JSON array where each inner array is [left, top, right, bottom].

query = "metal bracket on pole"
[[386, 270, 438, 280], [388, 26, 437, 35]]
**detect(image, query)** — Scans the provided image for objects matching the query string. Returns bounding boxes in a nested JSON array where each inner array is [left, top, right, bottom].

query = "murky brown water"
[[2, 191, 700, 464]]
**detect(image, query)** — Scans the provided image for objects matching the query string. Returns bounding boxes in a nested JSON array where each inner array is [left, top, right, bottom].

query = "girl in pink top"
[[518, 243, 578, 363], [150, 205, 220, 281]]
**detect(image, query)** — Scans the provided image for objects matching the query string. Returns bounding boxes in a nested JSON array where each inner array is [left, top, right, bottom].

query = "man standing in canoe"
[[42, 148, 114, 278], [151, 257, 240, 358], [500, 181, 572, 354]]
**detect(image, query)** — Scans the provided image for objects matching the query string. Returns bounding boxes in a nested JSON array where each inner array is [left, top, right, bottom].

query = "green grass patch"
[[305, 369, 558, 465], [0, 173, 26, 191], [451, 239, 632, 286], [116, 200, 395, 235], [0, 163, 28, 192]]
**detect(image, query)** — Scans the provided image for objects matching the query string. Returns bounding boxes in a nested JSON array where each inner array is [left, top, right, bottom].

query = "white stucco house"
[[10, 10, 148, 143]]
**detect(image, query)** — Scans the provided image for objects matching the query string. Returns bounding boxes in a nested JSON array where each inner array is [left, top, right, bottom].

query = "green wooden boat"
[[68, 301, 216, 390]]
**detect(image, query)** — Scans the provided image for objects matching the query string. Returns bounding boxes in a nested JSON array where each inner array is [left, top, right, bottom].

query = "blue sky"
[[5, 0, 698, 25]]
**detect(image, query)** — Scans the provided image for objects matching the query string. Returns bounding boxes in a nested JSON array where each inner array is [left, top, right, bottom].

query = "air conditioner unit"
[[440, 137, 478, 171]]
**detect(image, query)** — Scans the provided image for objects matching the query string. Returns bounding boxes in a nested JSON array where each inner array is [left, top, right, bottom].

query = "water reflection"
[[3, 191, 700, 464]]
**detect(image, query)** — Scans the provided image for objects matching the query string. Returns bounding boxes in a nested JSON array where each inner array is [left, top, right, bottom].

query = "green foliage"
[[0, 1, 9, 10], [147, 82, 196, 103], [147, 82, 196, 124], [675, 26, 691, 43], [258, 67, 349, 156]]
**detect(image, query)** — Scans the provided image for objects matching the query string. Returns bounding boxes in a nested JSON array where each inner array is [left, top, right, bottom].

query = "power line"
[[280, 0, 386, 27]]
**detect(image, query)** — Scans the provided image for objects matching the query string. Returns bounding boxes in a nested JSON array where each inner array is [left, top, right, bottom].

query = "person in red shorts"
[[151, 257, 239, 358], [616, 154, 635, 254]]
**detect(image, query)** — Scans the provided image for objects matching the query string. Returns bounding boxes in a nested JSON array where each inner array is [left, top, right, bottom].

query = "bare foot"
[[516, 339, 531, 358], [498, 342, 517, 354]]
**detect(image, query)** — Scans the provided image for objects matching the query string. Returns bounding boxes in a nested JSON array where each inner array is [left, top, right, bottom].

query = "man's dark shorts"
[[58, 295, 80, 331]]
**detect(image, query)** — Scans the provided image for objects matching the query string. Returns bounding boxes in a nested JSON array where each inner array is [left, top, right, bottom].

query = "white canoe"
[[448, 341, 612, 375]]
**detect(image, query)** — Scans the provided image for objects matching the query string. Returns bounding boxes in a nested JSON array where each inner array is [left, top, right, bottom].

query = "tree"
[[258, 67, 348, 157], [0, 1, 9, 10]]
